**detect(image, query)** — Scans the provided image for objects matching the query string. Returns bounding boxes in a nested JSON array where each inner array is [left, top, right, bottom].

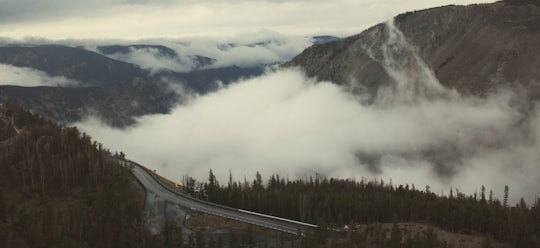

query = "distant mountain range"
[[10, 0, 540, 130], [0, 36, 339, 127], [0, 45, 176, 127], [0, 45, 146, 85], [96, 44, 216, 69]]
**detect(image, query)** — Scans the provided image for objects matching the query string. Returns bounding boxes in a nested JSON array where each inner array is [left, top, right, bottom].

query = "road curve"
[[129, 161, 318, 235]]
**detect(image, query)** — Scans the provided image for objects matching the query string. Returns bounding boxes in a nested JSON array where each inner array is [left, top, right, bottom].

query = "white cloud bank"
[[76, 19, 539, 205], [77, 68, 540, 204], [0, 64, 79, 87], [82, 31, 313, 72], [103, 46, 197, 73]]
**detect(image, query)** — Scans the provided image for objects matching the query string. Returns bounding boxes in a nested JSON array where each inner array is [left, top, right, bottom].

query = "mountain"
[[0, 45, 180, 126], [284, 1, 540, 101], [311, 35, 340, 45], [0, 44, 266, 126], [0, 45, 147, 86], [0, 79, 178, 127], [95, 43, 269, 91], [1, 37, 321, 126], [97, 44, 179, 58], [97, 44, 216, 69], [159, 65, 266, 93]]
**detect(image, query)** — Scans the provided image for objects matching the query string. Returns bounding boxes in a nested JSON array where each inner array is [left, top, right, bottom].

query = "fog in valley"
[[1, 18, 536, 205], [76, 22, 540, 204]]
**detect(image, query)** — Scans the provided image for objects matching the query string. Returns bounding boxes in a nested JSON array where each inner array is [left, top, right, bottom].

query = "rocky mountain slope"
[[285, 1, 540, 102]]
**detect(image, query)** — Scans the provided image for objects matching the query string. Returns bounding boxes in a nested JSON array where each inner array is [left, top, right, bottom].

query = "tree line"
[[185, 169, 540, 247], [2, 103, 538, 247]]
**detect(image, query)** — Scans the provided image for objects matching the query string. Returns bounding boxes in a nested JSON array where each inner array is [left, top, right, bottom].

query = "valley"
[[1, 0, 540, 247]]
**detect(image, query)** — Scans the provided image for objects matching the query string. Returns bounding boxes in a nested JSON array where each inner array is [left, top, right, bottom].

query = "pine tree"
[[481, 185, 486, 203], [0, 190, 6, 222], [503, 185, 509, 208]]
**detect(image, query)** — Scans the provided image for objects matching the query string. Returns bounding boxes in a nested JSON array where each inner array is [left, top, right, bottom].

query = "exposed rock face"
[[284, 2, 540, 101]]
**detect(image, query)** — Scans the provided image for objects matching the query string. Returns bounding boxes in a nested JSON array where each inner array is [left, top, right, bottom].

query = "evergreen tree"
[[503, 185, 509, 208]]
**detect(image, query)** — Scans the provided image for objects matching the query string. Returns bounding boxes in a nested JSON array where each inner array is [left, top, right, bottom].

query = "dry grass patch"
[[185, 212, 297, 240], [348, 222, 509, 248]]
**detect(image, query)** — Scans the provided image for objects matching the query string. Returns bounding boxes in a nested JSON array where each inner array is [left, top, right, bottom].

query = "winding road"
[[130, 161, 318, 235]]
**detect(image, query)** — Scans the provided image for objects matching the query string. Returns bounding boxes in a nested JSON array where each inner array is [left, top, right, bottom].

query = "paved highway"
[[130, 161, 318, 235]]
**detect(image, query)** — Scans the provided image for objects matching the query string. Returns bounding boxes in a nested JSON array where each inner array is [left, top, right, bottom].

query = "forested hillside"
[[1, 102, 538, 248], [0, 103, 178, 247], [193, 170, 540, 247]]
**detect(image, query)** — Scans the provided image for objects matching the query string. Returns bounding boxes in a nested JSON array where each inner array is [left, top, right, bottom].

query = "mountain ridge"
[[284, 1, 540, 101], [0, 44, 265, 126], [0, 45, 148, 86]]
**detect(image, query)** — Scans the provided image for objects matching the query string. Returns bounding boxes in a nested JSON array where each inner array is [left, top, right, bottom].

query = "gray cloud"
[[0, 0, 318, 23], [0, 0, 114, 23], [0, 0, 496, 39]]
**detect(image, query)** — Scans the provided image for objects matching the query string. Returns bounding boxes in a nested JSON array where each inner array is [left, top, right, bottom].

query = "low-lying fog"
[[5, 21, 524, 205], [77, 66, 539, 204]]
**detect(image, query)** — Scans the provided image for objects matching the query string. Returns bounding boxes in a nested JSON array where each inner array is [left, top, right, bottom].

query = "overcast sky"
[[0, 0, 495, 40]]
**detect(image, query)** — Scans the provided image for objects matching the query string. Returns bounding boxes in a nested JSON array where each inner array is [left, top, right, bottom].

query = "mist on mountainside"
[[0, 1, 537, 205], [0, 64, 80, 87], [77, 19, 540, 205], [0, 33, 330, 127]]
